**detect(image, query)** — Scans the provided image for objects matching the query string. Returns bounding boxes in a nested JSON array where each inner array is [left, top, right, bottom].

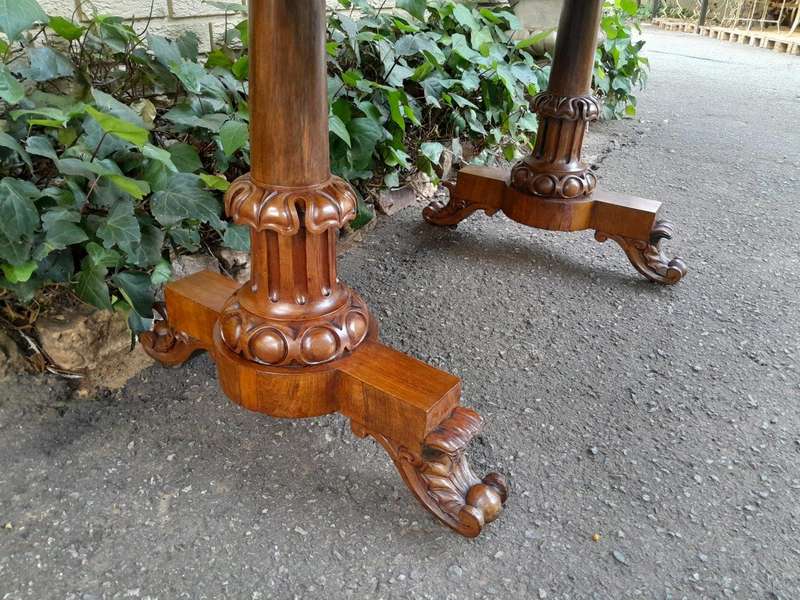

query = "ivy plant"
[[594, 0, 649, 119], [0, 6, 252, 332], [326, 0, 549, 187]]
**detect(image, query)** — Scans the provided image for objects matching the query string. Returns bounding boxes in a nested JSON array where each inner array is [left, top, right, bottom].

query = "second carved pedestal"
[[424, 0, 687, 285]]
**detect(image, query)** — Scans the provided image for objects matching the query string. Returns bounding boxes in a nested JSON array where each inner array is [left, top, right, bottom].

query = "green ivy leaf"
[[452, 4, 478, 32], [168, 227, 201, 251], [86, 106, 149, 148], [107, 175, 150, 200], [150, 259, 172, 286], [97, 199, 141, 250], [169, 60, 207, 95], [0, 230, 32, 266], [384, 170, 400, 188], [396, 0, 426, 21], [48, 15, 84, 40], [0, 132, 32, 169], [143, 144, 178, 172], [348, 118, 383, 170], [151, 173, 224, 230], [233, 19, 248, 46], [350, 194, 374, 231], [0, 0, 48, 42], [44, 220, 89, 250], [0, 177, 41, 265], [169, 143, 204, 173], [121, 222, 164, 268], [86, 242, 121, 268], [516, 28, 555, 50], [12, 106, 75, 129], [44, 221, 87, 248], [231, 56, 249, 80], [37, 250, 74, 283], [219, 120, 249, 156], [1, 260, 37, 284], [22, 47, 75, 81], [76, 258, 112, 310], [112, 271, 154, 318], [176, 31, 200, 61], [387, 90, 406, 132], [420, 141, 444, 165], [163, 104, 227, 132], [25, 136, 59, 162], [0, 178, 40, 241], [0, 65, 24, 105], [199, 173, 230, 191], [619, 0, 639, 16], [329, 114, 351, 147], [222, 224, 251, 252], [148, 34, 183, 69], [205, 49, 234, 70]]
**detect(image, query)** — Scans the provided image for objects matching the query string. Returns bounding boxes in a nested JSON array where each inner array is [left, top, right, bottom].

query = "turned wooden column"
[[511, 0, 603, 199], [249, 0, 329, 187], [220, 0, 370, 369]]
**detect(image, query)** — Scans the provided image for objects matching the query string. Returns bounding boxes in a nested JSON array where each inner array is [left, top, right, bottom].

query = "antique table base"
[[424, 0, 688, 285], [141, 0, 507, 538]]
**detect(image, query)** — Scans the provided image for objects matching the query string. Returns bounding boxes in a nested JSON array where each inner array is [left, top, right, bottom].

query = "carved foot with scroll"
[[423, 181, 501, 227], [595, 220, 688, 285], [353, 407, 508, 538], [140, 303, 205, 367]]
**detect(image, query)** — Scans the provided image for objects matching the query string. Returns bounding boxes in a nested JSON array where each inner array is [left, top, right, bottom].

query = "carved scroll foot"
[[139, 303, 205, 367], [353, 407, 508, 538], [423, 181, 500, 227], [595, 220, 688, 285]]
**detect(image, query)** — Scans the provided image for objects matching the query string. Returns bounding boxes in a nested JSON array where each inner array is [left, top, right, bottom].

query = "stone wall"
[[36, 0, 557, 49], [36, 0, 397, 49], [514, 0, 563, 30]]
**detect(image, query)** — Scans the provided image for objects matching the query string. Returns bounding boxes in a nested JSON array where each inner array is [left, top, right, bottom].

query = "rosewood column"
[[424, 0, 687, 285], [140, 0, 508, 538]]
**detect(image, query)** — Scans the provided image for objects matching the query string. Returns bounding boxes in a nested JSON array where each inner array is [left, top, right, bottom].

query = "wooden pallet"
[[651, 18, 800, 55]]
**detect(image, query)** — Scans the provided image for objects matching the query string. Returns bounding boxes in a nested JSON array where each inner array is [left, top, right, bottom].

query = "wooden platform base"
[[423, 166, 687, 285], [141, 271, 508, 538], [652, 18, 800, 55]]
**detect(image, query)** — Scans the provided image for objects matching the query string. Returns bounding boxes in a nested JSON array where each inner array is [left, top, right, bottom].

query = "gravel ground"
[[2, 26, 799, 600]]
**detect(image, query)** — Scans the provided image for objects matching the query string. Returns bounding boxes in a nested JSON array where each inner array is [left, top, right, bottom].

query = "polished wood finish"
[[548, 0, 603, 96], [142, 271, 508, 536], [248, 0, 329, 187], [425, 0, 687, 285], [142, 0, 508, 538]]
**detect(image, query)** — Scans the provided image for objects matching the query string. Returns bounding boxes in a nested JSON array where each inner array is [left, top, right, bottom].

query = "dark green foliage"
[[595, 0, 649, 119], [327, 0, 549, 186]]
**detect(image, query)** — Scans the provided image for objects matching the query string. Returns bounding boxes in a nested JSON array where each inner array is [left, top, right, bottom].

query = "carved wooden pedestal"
[[424, 0, 687, 285], [141, 0, 507, 538]]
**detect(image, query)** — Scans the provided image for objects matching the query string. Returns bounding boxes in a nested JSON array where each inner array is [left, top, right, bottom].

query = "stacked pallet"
[[652, 17, 800, 54]]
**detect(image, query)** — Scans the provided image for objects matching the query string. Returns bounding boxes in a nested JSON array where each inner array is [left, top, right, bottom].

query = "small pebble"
[[447, 565, 463, 579]]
